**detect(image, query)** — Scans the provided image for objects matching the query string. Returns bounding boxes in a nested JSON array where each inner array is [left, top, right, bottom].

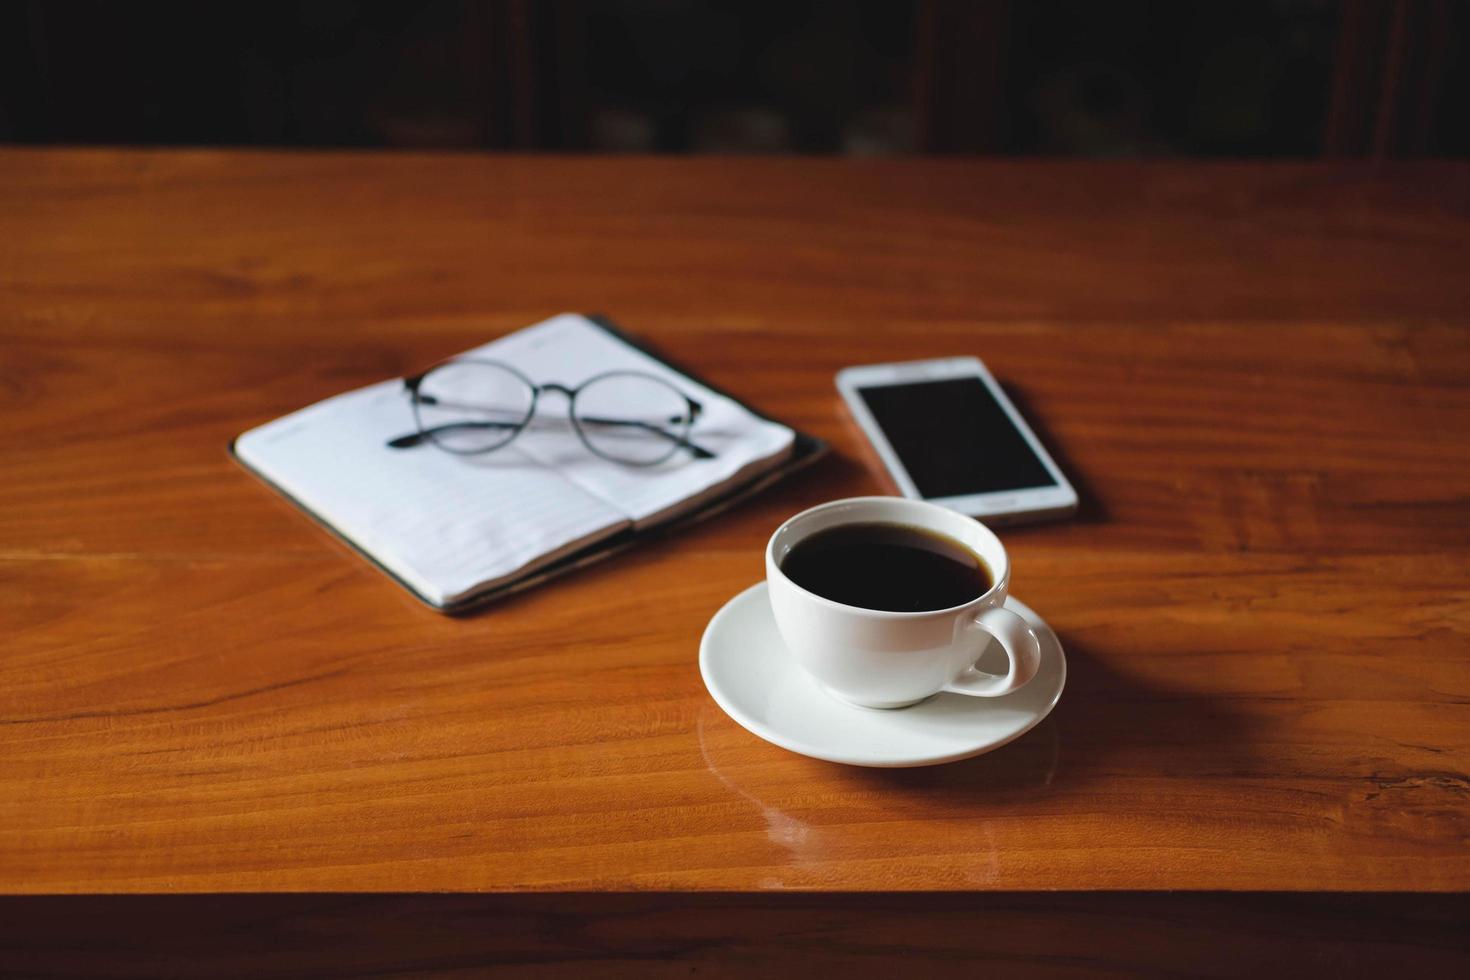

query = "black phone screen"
[[856, 377, 1056, 499]]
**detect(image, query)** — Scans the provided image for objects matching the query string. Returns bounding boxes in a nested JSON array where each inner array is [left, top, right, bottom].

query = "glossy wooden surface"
[[2, 151, 1469, 898]]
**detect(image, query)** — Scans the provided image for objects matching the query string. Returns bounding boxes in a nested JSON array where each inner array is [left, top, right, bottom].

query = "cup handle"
[[943, 606, 1042, 699]]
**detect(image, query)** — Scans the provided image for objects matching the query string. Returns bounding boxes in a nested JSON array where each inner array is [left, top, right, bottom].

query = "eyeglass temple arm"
[[575, 414, 716, 458], [386, 420, 515, 449], [387, 387, 714, 458], [410, 389, 702, 417], [404, 375, 701, 409], [387, 417, 715, 458]]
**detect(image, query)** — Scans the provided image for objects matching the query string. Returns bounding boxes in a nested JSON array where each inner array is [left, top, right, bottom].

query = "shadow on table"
[[693, 635, 1266, 884], [841, 635, 1261, 797], [998, 381, 1107, 527], [698, 635, 1264, 840]]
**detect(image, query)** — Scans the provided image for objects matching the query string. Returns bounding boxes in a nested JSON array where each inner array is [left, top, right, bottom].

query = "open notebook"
[[232, 314, 825, 612]]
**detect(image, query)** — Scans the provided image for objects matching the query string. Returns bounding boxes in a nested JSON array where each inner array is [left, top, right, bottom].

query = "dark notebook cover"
[[230, 314, 828, 614]]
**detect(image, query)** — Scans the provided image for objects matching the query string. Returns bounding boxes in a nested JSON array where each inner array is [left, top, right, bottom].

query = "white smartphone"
[[835, 357, 1078, 525]]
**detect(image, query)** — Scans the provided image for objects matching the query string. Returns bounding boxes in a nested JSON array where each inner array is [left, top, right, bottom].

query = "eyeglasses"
[[385, 359, 716, 466]]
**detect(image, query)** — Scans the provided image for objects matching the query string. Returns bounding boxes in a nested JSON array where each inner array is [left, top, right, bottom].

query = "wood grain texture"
[[2, 152, 1469, 907]]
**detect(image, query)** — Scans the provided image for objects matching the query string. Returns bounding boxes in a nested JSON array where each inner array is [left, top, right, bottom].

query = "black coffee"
[[779, 522, 993, 613]]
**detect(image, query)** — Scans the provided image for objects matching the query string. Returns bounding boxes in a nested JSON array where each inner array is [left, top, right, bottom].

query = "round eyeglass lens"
[[573, 372, 695, 465], [414, 361, 535, 454]]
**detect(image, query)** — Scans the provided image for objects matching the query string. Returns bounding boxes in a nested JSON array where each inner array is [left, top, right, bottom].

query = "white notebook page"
[[235, 314, 795, 607], [235, 382, 630, 607]]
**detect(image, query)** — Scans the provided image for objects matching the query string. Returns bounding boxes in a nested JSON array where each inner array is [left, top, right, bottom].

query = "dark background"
[[1, 0, 1463, 156]]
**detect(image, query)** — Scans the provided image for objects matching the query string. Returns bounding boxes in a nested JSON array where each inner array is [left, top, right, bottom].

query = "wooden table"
[[3, 150, 1468, 975]]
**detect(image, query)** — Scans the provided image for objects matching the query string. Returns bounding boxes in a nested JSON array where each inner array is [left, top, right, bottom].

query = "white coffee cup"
[[765, 496, 1042, 709]]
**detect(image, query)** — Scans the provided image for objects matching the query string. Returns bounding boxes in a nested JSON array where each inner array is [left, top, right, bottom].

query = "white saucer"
[[699, 583, 1066, 768]]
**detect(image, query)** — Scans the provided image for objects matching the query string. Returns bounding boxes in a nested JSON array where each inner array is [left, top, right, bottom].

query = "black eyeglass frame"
[[387, 358, 715, 466]]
